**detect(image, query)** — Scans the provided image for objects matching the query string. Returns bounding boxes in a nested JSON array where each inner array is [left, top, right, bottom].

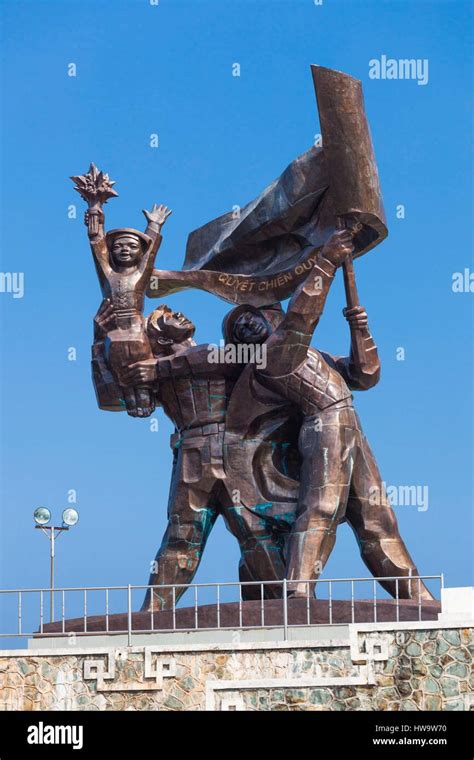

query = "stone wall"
[[0, 623, 472, 711]]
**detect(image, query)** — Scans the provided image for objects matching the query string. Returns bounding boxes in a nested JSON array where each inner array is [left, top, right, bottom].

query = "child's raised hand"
[[143, 204, 172, 229]]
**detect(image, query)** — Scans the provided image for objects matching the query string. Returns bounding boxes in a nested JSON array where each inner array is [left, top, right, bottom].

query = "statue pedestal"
[[1, 588, 471, 711], [37, 597, 441, 637]]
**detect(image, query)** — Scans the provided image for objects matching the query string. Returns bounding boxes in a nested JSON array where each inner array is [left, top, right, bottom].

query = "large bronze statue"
[[72, 65, 434, 611]]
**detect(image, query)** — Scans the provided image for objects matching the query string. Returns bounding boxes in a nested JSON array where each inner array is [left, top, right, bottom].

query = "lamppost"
[[33, 507, 80, 622]]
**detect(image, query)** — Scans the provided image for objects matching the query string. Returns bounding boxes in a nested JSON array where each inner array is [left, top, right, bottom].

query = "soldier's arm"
[[319, 306, 380, 390], [260, 230, 353, 378], [122, 345, 242, 386], [155, 345, 242, 380]]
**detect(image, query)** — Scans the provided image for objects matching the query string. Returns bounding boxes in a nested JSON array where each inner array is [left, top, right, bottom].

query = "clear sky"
[[0, 0, 472, 636]]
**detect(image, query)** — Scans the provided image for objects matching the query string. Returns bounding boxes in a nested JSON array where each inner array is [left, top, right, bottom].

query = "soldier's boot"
[[238, 539, 286, 601], [359, 537, 436, 601], [285, 519, 337, 599]]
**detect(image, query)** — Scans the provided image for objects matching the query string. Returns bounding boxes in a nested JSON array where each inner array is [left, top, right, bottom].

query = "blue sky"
[[0, 0, 472, 635]]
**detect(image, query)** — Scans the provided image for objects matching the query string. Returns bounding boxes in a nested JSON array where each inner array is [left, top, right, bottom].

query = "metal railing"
[[0, 575, 443, 646]]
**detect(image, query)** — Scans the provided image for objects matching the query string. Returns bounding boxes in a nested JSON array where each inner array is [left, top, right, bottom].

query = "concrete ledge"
[[2, 636, 353, 658], [0, 616, 470, 656], [438, 587, 474, 623]]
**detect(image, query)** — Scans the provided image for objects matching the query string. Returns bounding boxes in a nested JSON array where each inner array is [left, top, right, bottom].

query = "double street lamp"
[[33, 507, 80, 622]]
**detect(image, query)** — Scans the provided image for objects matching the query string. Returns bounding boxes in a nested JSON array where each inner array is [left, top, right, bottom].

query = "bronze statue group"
[[74, 173, 434, 611]]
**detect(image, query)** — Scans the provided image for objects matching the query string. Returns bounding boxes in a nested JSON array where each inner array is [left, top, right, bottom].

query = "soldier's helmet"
[[222, 303, 285, 345]]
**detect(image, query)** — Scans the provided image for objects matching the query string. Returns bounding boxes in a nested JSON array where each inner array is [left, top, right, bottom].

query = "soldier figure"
[[223, 228, 434, 602], [114, 304, 288, 611]]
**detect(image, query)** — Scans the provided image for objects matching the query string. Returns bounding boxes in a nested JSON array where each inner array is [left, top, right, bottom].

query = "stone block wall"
[[0, 624, 472, 711]]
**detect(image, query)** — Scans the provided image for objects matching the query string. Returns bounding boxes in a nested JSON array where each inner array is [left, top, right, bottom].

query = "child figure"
[[72, 164, 171, 417]]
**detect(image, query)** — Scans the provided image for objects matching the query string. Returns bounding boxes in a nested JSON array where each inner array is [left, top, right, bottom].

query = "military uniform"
[[247, 250, 434, 601], [141, 346, 288, 611]]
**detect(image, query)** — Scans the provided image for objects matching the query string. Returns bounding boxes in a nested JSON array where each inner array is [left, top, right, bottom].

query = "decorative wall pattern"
[[0, 626, 472, 711]]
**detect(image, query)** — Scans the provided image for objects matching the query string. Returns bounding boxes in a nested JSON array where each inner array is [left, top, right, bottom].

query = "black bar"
[[0, 710, 471, 757]]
